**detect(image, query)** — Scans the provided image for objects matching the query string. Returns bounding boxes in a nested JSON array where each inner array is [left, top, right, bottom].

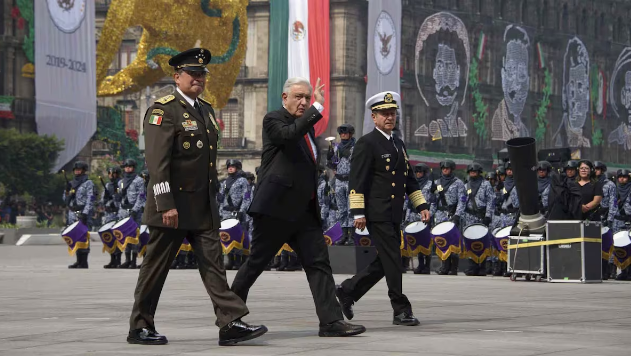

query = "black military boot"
[[175, 253, 187, 269], [103, 254, 115, 269], [120, 250, 132, 268], [270, 255, 281, 269], [602, 260, 610, 280], [68, 254, 80, 269], [344, 228, 356, 246], [77, 251, 89, 269], [413, 255, 424, 274], [335, 229, 347, 246], [465, 259, 478, 276], [187, 253, 198, 269], [232, 254, 242, 270], [609, 263, 617, 279], [484, 260, 494, 275], [278, 252, 288, 271], [438, 258, 451, 275], [224, 252, 234, 270], [492, 261, 503, 276], [401, 257, 409, 273], [286, 253, 302, 271], [113, 251, 122, 268], [422, 255, 432, 274], [129, 252, 138, 269], [449, 255, 459, 275], [616, 267, 629, 280]]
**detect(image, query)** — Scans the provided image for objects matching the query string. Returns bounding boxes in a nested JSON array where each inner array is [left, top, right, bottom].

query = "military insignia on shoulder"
[[437, 185, 443, 192], [151, 109, 164, 115], [198, 97, 212, 106], [155, 95, 175, 105]]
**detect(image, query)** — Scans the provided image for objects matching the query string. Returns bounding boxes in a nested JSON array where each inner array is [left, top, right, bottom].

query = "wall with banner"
[[35, 0, 96, 172]]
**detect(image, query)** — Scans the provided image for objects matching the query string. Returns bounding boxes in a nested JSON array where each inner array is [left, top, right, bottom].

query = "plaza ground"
[[0, 245, 630, 356]]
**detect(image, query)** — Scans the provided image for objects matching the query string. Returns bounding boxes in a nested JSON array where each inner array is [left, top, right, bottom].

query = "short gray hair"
[[282, 77, 312, 95]]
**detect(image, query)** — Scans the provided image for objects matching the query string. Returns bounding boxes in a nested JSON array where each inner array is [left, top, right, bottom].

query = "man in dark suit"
[[335, 91, 430, 326], [231, 77, 366, 337], [128, 48, 267, 346]]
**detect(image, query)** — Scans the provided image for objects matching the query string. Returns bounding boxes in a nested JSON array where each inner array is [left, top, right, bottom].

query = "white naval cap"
[[365, 91, 400, 111]]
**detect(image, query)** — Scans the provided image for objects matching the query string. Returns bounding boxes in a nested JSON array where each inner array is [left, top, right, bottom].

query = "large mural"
[[414, 12, 470, 140], [407, 10, 631, 163], [491, 25, 531, 141]]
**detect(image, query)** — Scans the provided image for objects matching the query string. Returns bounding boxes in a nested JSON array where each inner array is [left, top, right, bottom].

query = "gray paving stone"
[[1, 245, 630, 356]]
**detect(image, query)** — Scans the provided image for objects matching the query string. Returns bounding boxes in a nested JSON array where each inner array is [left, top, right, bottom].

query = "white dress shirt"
[[177, 87, 199, 108]]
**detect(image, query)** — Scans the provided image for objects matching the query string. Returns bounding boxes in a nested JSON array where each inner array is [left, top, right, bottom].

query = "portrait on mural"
[[492, 25, 530, 141], [552, 37, 591, 148], [414, 11, 470, 140], [608, 47, 631, 150]]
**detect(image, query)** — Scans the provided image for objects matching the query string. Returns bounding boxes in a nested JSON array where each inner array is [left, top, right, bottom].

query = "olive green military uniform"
[[129, 90, 249, 331]]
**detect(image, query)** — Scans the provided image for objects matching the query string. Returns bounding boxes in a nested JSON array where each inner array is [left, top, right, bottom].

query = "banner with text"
[[362, 0, 402, 138], [36, 0, 96, 171]]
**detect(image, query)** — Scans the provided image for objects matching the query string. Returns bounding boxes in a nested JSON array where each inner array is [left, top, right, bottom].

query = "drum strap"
[[466, 182, 484, 215]]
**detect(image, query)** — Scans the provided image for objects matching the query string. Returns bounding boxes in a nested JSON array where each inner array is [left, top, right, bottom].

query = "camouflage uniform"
[[317, 177, 331, 230], [117, 175, 146, 225], [499, 184, 520, 228], [63, 178, 95, 226], [600, 178, 616, 225], [218, 174, 249, 220], [430, 178, 466, 225], [609, 185, 631, 234], [329, 142, 355, 229], [101, 178, 121, 225], [241, 184, 255, 240], [462, 179, 495, 227], [405, 180, 433, 224], [218, 171, 249, 269]]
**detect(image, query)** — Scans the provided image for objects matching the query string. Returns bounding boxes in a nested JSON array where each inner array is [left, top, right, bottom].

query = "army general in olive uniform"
[[127, 48, 266, 346]]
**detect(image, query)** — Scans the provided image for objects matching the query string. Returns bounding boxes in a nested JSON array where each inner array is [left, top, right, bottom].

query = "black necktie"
[[194, 101, 203, 119], [389, 136, 398, 152]]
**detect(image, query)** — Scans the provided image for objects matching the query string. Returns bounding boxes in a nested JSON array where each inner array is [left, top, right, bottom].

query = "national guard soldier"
[[498, 161, 519, 229], [63, 161, 95, 269], [595, 161, 616, 278], [463, 163, 495, 276], [564, 160, 579, 181], [430, 160, 466, 275], [128, 48, 266, 345], [610, 169, 631, 280], [409, 163, 434, 274], [317, 166, 331, 230], [537, 161, 552, 216], [218, 159, 249, 270], [595, 161, 616, 225], [336, 91, 430, 326], [102, 166, 122, 269], [118, 158, 147, 269], [327, 124, 356, 245]]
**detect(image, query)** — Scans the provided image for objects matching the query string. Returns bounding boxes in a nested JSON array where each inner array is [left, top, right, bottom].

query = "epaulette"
[[155, 95, 175, 105], [198, 97, 213, 106]]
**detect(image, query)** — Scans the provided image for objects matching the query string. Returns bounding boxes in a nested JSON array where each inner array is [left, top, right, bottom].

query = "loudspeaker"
[[546, 220, 602, 283]]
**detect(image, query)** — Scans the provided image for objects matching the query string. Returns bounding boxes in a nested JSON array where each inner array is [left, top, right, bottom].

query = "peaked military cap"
[[168, 48, 211, 72], [366, 91, 400, 111]]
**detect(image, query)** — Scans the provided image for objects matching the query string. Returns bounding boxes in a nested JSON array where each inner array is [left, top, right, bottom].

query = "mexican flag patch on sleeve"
[[149, 115, 163, 126]]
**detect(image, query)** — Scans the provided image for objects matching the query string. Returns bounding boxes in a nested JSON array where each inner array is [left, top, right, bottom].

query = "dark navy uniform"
[[339, 92, 429, 323]]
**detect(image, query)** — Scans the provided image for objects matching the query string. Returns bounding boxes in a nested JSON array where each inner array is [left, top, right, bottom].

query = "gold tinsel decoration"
[[96, 0, 247, 109]]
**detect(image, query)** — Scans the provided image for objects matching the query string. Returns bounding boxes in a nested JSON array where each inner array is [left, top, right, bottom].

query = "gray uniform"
[[405, 180, 433, 224], [117, 175, 146, 225], [610, 187, 631, 233], [317, 178, 331, 230], [462, 179, 495, 227], [63, 178, 95, 226], [329, 143, 354, 228], [101, 179, 121, 224], [218, 175, 249, 220], [499, 186, 520, 228], [600, 179, 616, 225], [430, 177, 466, 225]]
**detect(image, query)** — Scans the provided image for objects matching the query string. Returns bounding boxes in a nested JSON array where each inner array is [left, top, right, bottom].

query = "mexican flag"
[[267, 0, 330, 137], [0, 96, 15, 119]]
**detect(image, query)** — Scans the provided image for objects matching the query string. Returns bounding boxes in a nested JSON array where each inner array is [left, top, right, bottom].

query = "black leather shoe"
[[335, 285, 354, 320], [127, 327, 168, 345], [318, 320, 366, 337], [393, 312, 420, 326], [218, 319, 268, 346]]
